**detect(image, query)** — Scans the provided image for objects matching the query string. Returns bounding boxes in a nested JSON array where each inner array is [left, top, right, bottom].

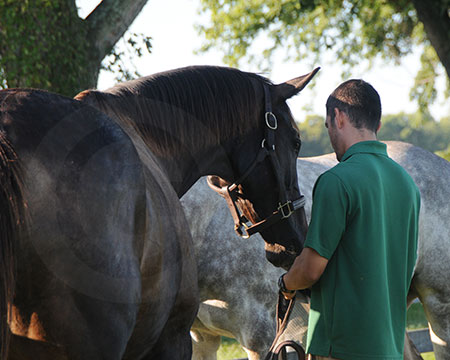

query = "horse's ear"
[[207, 175, 231, 198], [273, 67, 320, 101]]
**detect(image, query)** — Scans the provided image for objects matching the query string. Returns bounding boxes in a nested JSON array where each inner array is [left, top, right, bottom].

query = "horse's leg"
[[11, 284, 140, 360], [64, 293, 139, 359], [191, 319, 221, 360], [143, 309, 196, 360], [419, 293, 450, 359], [144, 267, 198, 360], [410, 275, 450, 360], [8, 333, 69, 360], [243, 347, 263, 360]]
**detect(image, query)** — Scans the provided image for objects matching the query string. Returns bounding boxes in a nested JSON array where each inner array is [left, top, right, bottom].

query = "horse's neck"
[[110, 115, 207, 197], [87, 93, 235, 198], [154, 145, 233, 197]]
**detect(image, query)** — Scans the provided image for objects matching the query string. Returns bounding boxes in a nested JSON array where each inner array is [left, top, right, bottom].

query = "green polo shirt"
[[305, 141, 420, 360]]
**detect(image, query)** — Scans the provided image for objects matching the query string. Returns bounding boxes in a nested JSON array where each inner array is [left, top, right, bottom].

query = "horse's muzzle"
[[264, 243, 299, 270]]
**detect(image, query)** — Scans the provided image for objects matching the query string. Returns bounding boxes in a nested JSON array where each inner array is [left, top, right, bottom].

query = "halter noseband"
[[218, 84, 306, 238]]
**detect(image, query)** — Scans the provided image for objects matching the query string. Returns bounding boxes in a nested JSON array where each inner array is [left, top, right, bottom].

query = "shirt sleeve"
[[304, 171, 349, 260]]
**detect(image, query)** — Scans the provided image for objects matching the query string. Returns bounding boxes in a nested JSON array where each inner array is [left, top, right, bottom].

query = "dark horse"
[[0, 65, 318, 359]]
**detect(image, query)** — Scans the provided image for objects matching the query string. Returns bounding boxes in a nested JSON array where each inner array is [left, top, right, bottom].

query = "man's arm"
[[282, 247, 328, 297]]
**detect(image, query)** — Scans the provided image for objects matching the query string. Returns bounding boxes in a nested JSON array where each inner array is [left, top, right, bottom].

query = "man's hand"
[[278, 274, 296, 300], [281, 289, 296, 300]]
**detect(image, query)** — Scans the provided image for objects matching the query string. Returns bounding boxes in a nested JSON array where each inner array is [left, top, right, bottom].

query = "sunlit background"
[[76, 0, 448, 123]]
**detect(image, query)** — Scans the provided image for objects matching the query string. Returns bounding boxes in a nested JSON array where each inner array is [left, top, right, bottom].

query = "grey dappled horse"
[[1, 66, 317, 359], [182, 141, 449, 360]]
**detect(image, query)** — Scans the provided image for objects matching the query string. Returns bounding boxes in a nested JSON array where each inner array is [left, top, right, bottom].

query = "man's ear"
[[207, 175, 232, 198], [377, 121, 382, 133], [334, 108, 346, 129]]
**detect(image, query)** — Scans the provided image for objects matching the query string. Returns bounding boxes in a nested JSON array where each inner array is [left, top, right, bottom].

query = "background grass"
[[407, 302, 429, 329], [217, 302, 434, 360], [217, 337, 247, 360], [422, 353, 435, 360]]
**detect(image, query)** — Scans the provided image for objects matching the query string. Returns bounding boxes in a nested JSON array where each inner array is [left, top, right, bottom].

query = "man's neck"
[[343, 129, 377, 154]]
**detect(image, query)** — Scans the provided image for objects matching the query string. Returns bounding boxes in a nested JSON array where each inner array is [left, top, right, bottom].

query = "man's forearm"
[[283, 247, 328, 291]]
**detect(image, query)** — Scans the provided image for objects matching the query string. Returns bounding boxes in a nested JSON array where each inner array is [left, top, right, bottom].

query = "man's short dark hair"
[[326, 79, 381, 133]]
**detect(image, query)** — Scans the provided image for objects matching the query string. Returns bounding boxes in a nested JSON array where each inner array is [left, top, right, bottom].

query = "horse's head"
[[208, 68, 319, 270]]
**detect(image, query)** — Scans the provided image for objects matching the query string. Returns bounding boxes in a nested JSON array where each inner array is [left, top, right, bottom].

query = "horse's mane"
[[76, 66, 272, 156]]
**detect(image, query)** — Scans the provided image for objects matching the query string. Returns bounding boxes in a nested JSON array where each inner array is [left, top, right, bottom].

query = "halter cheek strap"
[[220, 84, 306, 238]]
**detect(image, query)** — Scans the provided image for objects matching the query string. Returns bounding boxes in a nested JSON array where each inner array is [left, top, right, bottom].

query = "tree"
[[197, 0, 449, 111], [298, 115, 333, 156], [297, 112, 450, 159], [0, 0, 150, 96]]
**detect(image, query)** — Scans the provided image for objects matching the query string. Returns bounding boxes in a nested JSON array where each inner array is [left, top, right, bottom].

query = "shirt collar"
[[340, 141, 387, 162]]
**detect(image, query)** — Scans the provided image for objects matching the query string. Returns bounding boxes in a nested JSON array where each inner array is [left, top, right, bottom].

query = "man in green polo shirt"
[[279, 80, 420, 360]]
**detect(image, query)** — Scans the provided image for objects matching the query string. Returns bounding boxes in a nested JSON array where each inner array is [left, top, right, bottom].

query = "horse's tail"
[[0, 131, 26, 360]]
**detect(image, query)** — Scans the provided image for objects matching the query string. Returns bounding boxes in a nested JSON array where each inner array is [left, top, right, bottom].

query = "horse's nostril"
[[264, 242, 286, 255], [264, 242, 298, 269], [287, 245, 300, 257]]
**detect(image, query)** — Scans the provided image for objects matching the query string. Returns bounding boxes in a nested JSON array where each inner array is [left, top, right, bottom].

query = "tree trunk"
[[85, 0, 149, 64], [412, 0, 450, 80], [78, 0, 150, 93]]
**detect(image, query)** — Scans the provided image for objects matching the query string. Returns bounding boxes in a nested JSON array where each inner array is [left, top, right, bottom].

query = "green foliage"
[[410, 46, 440, 114], [0, 1, 151, 96], [102, 32, 152, 82], [0, 0, 90, 96], [197, 0, 418, 68], [435, 144, 450, 161], [217, 337, 247, 359], [422, 353, 435, 360], [197, 0, 449, 110], [298, 115, 333, 156], [378, 113, 450, 155], [407, 303, 435, 359], [407, 302, 429, 330], [298, 112, 450, 159]]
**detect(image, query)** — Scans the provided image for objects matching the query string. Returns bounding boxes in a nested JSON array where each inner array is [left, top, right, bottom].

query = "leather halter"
[[217, 84, 306, 238]]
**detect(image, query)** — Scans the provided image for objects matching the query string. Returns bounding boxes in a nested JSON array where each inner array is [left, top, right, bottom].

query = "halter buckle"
[[265, 111, 277, 130], [235, 223, 250, 239], [278, 201, 294, 219]]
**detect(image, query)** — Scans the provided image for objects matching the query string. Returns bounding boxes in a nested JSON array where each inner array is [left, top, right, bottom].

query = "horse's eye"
[[294, 139, 302, 156]]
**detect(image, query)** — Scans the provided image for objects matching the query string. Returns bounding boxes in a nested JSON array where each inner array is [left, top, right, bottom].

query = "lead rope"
[[264, 293, 309, 360]]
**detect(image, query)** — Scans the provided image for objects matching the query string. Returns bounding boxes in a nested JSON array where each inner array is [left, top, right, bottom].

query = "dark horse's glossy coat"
[[0, 66, 317, 359]]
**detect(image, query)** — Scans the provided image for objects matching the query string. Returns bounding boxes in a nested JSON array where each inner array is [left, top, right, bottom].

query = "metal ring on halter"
[[261, 139, 275, 151], [265, 111, 278, 129]]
